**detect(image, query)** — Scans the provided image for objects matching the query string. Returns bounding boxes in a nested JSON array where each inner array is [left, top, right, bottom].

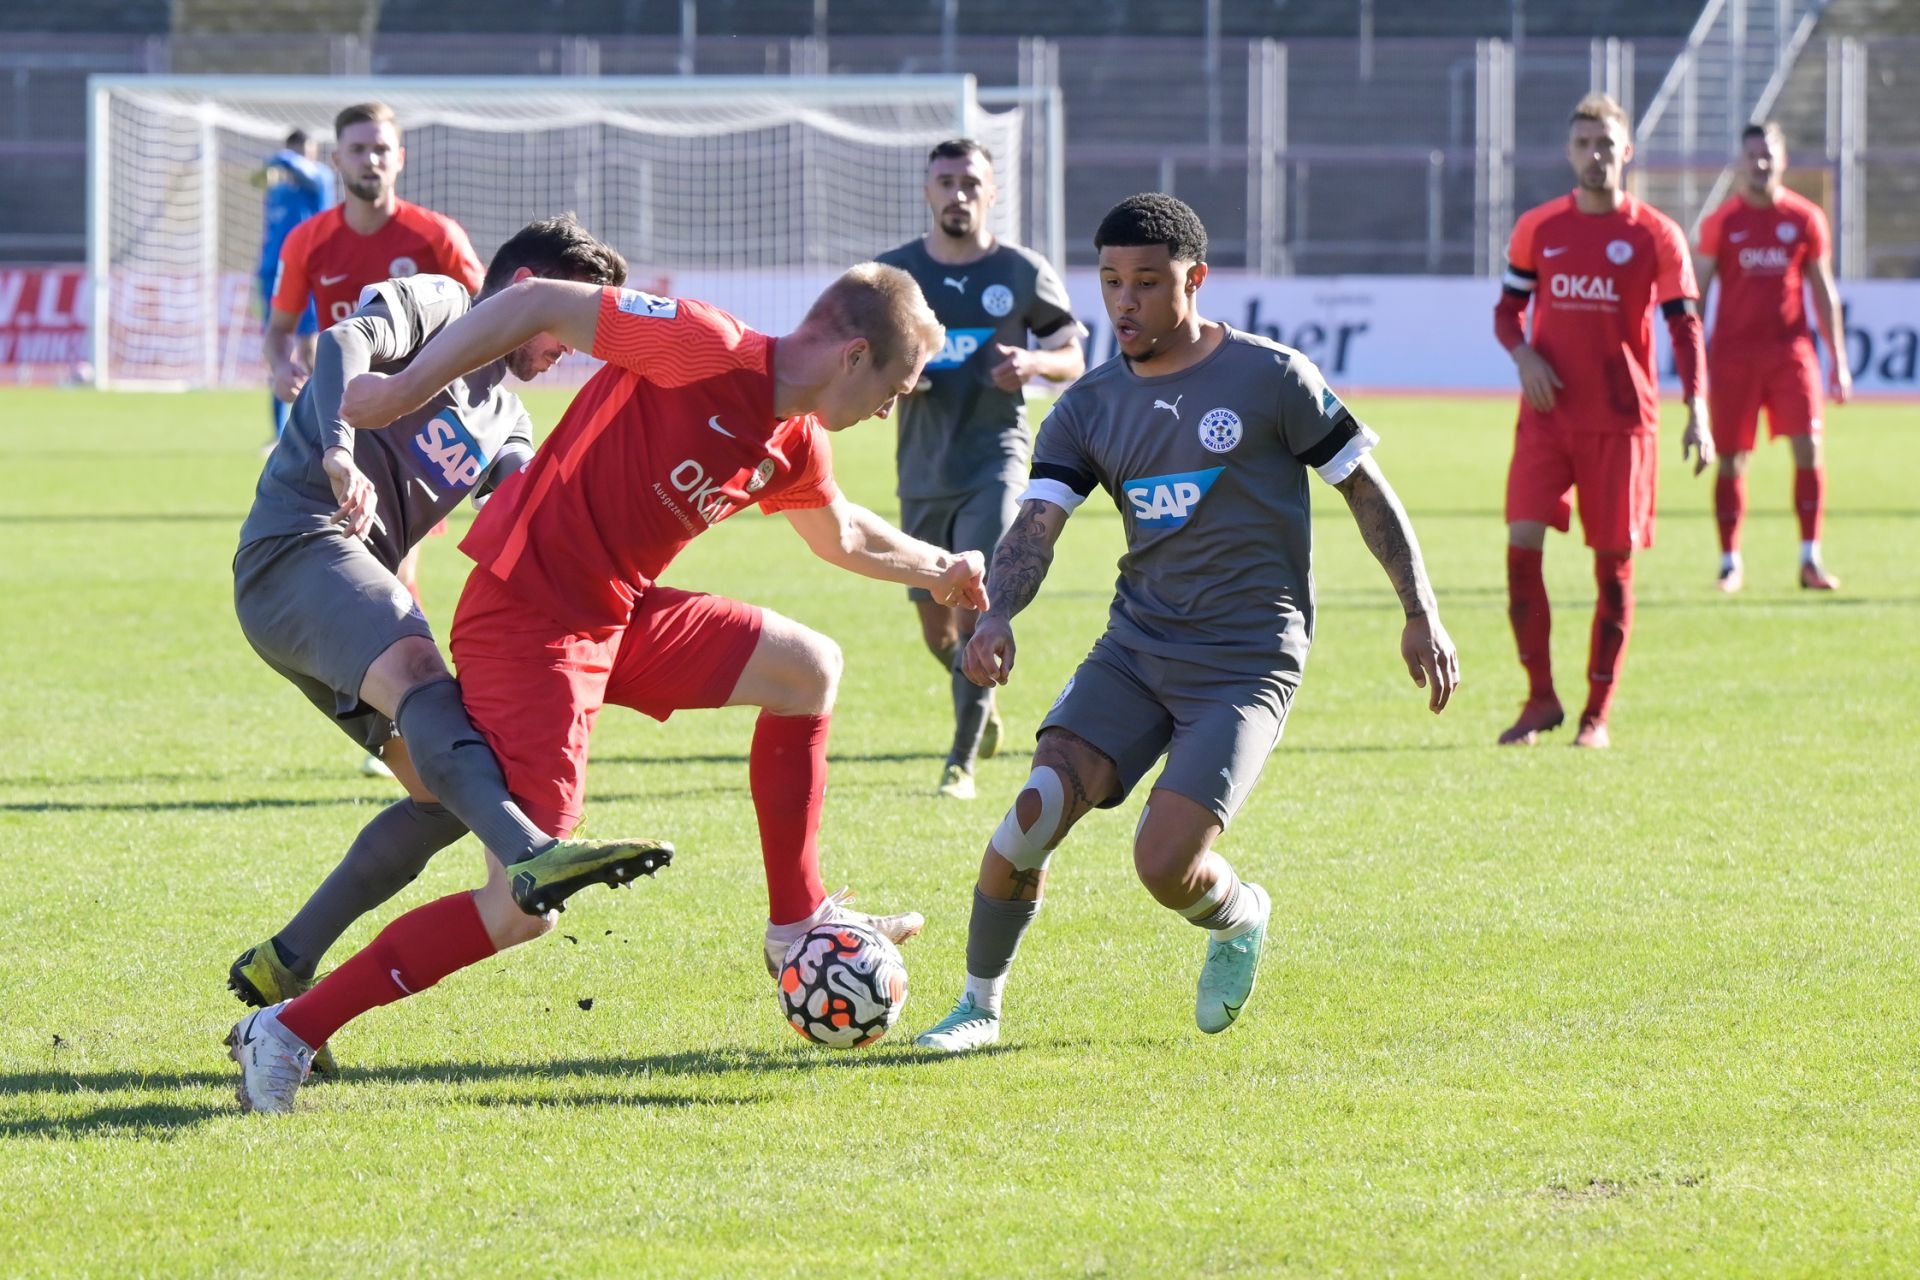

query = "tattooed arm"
[[1333, 455, 1462, 713], [961, 498, 1072, 687]]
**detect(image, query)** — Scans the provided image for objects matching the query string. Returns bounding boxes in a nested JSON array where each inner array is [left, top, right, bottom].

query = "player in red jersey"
[[228, 265, 984, 1112], [1493, 93, 1714, 750], [1695, 121, 1849, 593], [266, 100, 486, 767]]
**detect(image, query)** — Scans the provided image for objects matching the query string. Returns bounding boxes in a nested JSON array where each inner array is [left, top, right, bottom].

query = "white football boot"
[[227, 1003, 314, 1114], [763, 887, 926, 977]]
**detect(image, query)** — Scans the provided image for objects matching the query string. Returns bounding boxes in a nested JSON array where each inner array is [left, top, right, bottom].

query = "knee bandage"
[[990, 767, 1067, 871]]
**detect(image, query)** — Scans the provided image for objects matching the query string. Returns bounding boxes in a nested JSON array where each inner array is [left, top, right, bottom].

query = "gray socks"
[[275, 798, 468, 978], [965, 886, 1041, 980], [948, 649, 994, 771], [393, 677, 550, 864]]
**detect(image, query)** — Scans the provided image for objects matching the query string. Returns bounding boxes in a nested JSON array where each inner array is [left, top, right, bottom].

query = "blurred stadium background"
[[2, 0, 1916, 387]]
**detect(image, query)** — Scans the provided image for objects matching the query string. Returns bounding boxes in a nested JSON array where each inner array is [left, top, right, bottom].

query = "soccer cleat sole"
[[511, 841, 674, 916]]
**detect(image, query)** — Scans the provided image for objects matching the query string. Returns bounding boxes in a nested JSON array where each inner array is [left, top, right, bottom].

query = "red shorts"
[[1505, 413, 1658, 552], [448, 570, 764, 837], [1709, 340, 1823, 455]]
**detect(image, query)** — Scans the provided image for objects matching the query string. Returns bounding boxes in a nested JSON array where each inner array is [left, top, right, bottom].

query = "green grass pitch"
[[1, 384, 1916, 1276]]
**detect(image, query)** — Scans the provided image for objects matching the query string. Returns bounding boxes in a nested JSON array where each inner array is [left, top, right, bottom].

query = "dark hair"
[[1742, 120, 1785, 146], [285, 129, 310, 150], [1093, 193, 1209, 263], [334, 101, 397, 137], [482, 214, 628, 297], [928, 137, 992, 168]]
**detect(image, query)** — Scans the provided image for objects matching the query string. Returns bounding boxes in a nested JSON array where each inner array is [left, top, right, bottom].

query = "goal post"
[[86, 73, 1063, 389]]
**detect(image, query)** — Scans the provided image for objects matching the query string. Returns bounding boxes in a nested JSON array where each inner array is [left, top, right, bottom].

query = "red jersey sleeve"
[[756, 428, 839, 514], [436, 215, 484, 295], [1696, 201, 1728, 258], [1504, 207, 1540, 279], [1653, 213, 1699, 303], [591, 291, 766, 388], [269, 218, 315, 316], [1805, 200, 1832, 261]]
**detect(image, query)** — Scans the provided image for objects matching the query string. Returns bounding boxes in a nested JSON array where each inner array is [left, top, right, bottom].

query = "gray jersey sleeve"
[[1273, 352, 1381, 484], [476, 404, 535, 502], [1021, 392, 1097, 512], [1026, 256, 1084, 345], [309, 275, 474, 455]]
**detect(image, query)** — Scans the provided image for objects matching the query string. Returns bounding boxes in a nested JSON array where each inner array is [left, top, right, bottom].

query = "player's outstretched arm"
[[783, 496, 988, 609], [963, 498, 1071, 688], [1333, 457, 1460, 714], [340, 279, 604, 429]]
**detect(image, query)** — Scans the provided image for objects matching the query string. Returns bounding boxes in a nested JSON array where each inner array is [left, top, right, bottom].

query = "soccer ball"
[[777, 921, 908, 1049]]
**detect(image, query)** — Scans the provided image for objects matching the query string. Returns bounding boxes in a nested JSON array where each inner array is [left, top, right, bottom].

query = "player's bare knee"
[[790, 629, 842, 714]]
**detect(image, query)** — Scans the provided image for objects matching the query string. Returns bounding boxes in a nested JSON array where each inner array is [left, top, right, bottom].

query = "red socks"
[[1715, 472, 1746, 554], [1506, 546, 1555, 702], [750, 711, 830, 927], [1584, 554, 1634, 724], [1795, 467, 1824, 544], [279, 891, 497, 1050]]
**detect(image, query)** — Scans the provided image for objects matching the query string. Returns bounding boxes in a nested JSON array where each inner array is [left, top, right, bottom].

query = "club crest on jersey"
[[927, 327, 993, 370], [1550, 274, 1621, 302], [981, 284, 1014, 317], [409, 409, 490, 491], [1123, 466, 1224, 528], [745, 459, 776, 493], [617, 289, 680, 319], [1605, 240, 1633, 265], [389, 256, 418, 278], [1777, 222, 1798, 243], [1197, 408, 1242, 454]]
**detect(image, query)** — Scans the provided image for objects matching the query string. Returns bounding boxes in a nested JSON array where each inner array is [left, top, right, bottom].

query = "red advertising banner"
[[0, 266, 90, 383]]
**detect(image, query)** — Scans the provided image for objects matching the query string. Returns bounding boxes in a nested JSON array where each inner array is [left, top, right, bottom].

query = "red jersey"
[[1503, 192, 1696, 433], [1697, 187, 1829, 351], [271, 199, 483, 329], [461, 289, 839, 637]]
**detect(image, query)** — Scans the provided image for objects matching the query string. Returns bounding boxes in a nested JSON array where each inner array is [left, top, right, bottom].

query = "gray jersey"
[[238, 274, 534, 571], [875, 238, 1081, 499], [1025, 327, 1380, 682]]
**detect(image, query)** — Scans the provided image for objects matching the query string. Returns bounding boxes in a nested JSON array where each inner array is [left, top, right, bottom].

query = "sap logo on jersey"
[[1549, 274, 1621, 302], [410, 410, 490, 490], [927, 327, 994, 370], [1123, 467, 1224, 528], [617, 289, 680, 319]]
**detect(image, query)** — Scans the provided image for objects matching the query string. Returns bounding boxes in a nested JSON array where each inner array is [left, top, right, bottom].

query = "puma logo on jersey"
[[1153, 396, 1183, 419], [927, 327, 993, 370], [1123, 466, 1224, 528], [942, 275, 968, 292], [409, 410, 490, 491], [1548, 274, 1620, 302]]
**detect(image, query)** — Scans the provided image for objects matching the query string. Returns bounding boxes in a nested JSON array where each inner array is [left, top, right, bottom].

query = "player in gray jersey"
[[227, 217, 662, 1074], [876, 138, 1087, 800], [914, 195, 1461, 1053]]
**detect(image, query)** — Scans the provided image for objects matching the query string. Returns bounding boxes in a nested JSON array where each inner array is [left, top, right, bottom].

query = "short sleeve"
[[269, 220, 314, 315], [353, 274, 473, 358], [757, 428, 840, 513], [1654, 214, 1699, 303], [1696, 202, 1726, 257], [591, 291, 766, 388], [1021, 392, 1096, 512], [437, 218, 485, 296], [1805, 201, 1832, 260], [1276, 352, 1380, 485], [1027, 257, 1085, 344]]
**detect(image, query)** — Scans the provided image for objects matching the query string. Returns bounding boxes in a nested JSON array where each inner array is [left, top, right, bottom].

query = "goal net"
[[87, 74, 1061, 389]]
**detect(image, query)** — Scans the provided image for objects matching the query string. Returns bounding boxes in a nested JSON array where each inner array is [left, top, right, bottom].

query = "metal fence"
[[4, 27, 1916, 275]]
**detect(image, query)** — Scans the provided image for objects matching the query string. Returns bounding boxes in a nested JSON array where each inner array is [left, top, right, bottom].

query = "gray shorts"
[[899, 482, 1021, 603], [1039, 634, 1296, 825], [233, 531, 434, 752]]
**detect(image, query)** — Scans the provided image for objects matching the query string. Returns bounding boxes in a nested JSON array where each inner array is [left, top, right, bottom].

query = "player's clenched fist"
[[934, 550, 989, 612], [963, 614, 1017, 688]]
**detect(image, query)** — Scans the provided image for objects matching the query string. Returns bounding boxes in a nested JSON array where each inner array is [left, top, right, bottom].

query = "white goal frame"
[[86, 74, 1063, 389]]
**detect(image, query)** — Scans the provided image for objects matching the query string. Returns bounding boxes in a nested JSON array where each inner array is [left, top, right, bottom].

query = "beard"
[[939, 209, 975, 236], [345, 174, 387, 203]]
